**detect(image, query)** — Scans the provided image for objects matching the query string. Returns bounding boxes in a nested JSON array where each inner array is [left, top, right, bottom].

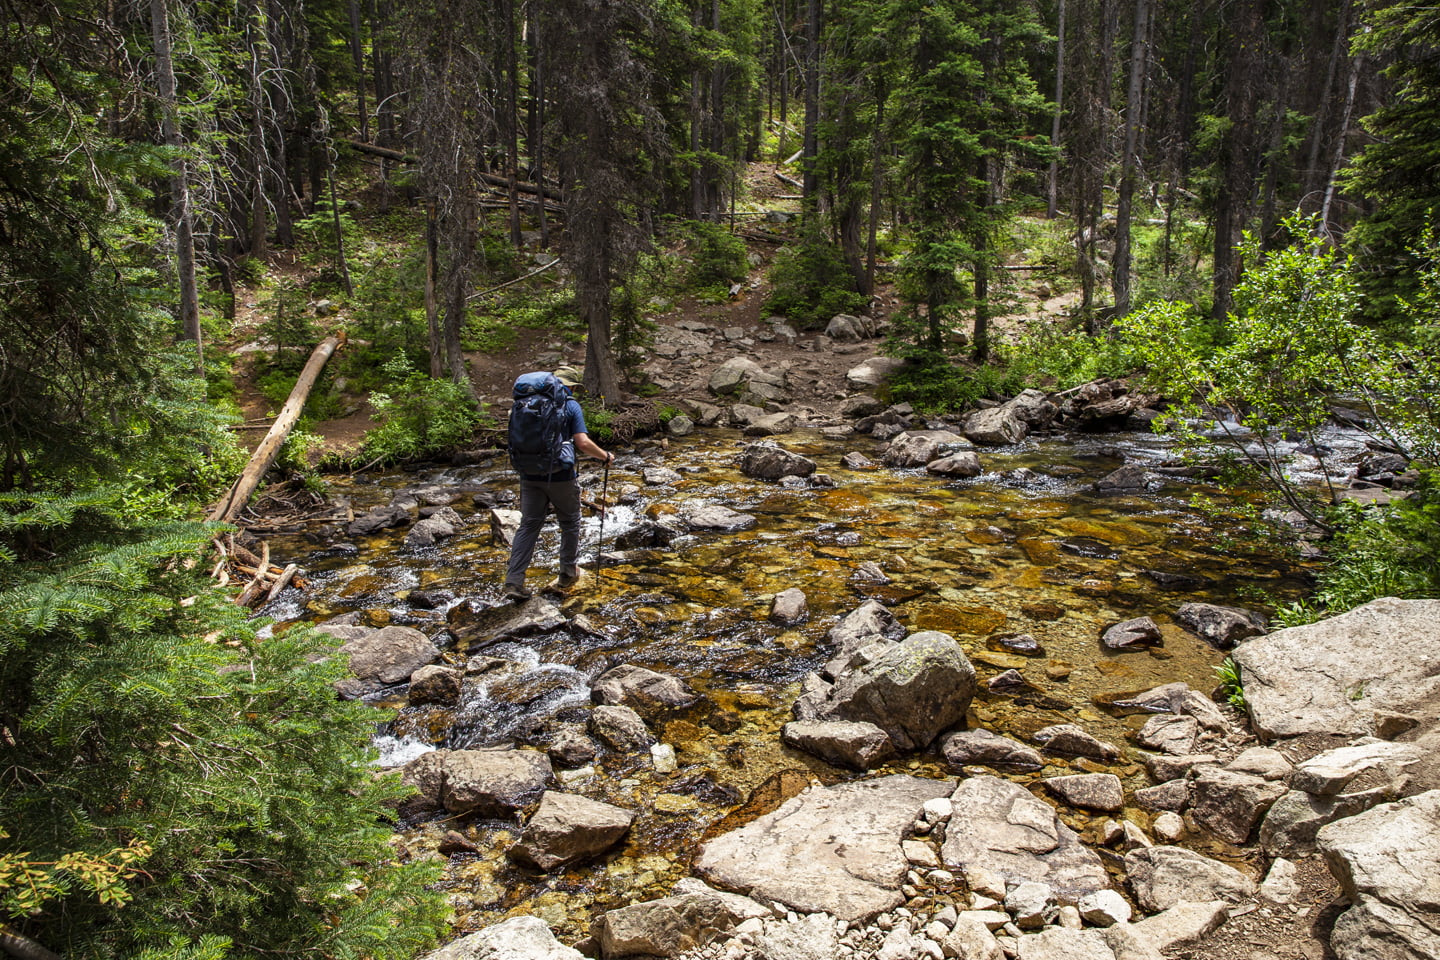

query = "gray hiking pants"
[[504, 476, 582, 588]]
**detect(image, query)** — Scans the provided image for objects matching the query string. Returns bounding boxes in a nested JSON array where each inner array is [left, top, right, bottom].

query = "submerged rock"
[[739, 441, 817, 481], [1173, 602, 1268, 649]]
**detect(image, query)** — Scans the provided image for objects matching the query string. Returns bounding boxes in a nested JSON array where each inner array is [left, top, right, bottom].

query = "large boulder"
[[446, 596, 568, 650], [927, 451, 983, 477], [963, 406, 1027, 446], [591, 664, 700, 718], [694, 775, 954, 922], [708, 357, 789, 404], [400, 748, 553, 818], [591, 894, 738, 959], [940, 776, 1110, 902], [883, 430, 969, 468], [1317, 789, 1440, 960], [508, 791, 634, 871], [1004, 389, 1058, 428], [319, 624, 441, 699], [1231, 597, 1440, 739], [846, 357, 907, 390], [1173, 602, 1268, 649], [826, 313, 880, 341], [782, 720, 896, 770], [420, 915, 584, 960], [739, 441, 817, 481], [1123, 846, 1256, 913], [810, 631, 977, 750]]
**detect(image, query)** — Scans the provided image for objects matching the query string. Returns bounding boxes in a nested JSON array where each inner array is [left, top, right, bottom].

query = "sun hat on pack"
[[553, 366, 583, 388]]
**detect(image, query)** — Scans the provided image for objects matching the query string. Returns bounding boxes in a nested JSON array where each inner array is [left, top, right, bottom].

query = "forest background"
[[1, 0, 1438, 958]]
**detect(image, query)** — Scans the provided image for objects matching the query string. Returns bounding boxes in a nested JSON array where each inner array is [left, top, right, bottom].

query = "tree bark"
[[1112, 0, 1149, 316], [209, 337, 339, 523], [1047, 0, 1067, 220], [801, 0, 820, 203], [1212, 0, 1264, 321], [347, 0, 370, 142]]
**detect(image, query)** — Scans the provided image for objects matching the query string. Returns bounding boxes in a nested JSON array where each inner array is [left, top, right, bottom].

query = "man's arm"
[[574, 432, 613, 463]]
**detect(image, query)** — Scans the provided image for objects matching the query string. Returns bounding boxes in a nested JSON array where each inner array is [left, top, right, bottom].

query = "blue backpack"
[[508, 371, 576, 476]]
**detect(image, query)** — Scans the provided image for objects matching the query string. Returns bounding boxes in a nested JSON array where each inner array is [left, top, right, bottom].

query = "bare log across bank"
[[339, 139, 562, 202]]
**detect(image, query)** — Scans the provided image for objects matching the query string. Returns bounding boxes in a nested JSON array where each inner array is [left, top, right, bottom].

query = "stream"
[[260, 425, 1318, 939]]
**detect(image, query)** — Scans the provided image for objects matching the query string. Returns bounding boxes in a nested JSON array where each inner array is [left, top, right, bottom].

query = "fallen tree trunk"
[[209, 336, 338, 523], [339, 140, 563, 202]]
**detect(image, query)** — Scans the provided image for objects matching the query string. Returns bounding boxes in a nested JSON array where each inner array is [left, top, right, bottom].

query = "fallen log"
[[339, 140, 563, 202], [209, 336, 338, 524]]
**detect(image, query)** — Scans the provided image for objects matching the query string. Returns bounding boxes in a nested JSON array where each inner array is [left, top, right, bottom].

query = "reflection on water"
[[264, 427, 1311, 937]]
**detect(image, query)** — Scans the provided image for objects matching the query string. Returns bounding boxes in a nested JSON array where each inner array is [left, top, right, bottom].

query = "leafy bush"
[[579, 399, 617, 443], [362, 355, 485, 463], [681, 220, 749, 288], [887, 350, 1025, 414], [764, 224, 867, 329], [1009, 323, 1147, 390]]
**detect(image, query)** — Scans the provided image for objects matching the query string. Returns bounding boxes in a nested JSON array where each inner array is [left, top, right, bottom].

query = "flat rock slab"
[[941, 728, 1044, 772], [1231, 597, 1440, 739], [508, 791, 634, 871], [782, 720, 896, 770], [421, 915, 584, 960], [1317, 789, 1440, 960], [1124, 845, 1256, 913], [592, 894, 738, 960], [940, 776, 1110, 903], [679, 501, 759, 531], [320, 624, 440, 698], [1043, 773, 1124, 812], [694, 774, 954, 922], [446, 597, 568, 650]]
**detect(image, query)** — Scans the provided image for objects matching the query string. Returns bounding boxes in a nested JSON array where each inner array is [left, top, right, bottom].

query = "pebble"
[[929, 869, 955, 884]]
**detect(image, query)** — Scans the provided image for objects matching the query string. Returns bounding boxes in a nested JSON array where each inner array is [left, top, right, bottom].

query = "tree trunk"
[[1212, 0, 1264, 321], [326, 153, 354, 296], [425, 200, 442, 378], [1112, 0, 1149, 316], [1319, 48, 1363, 239], [801, 0, 820, 203], [1047, 0, 1067, 220], [1303, 0, 1351, 208], [347, 0, 370, 142], [443, 193, 475, 396], [865, 75, 886, 294], [504, 0, 522, 245], [150, 0, 202, 371], [209, 337, 339, 523], [247, 0, 269, 257]]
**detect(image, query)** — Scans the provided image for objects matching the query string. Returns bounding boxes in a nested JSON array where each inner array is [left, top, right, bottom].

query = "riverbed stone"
[[1014, 927, 1114, 960], [694, 774, 954, 922], [408, 664, 463, 705], [1173, 602, 1268, 649], [846, 356, 907, 389], [1134, 779, 1191, 812], [1288, 738, 1423, 796], [421, 915, 584, 960], [489, 508, 521, 546], [813, 630, 977, 750], [406, 512, 459, 548], [884, 430, 969, 468], [1225, 746, 1292, 781], [782, 720, 896, 770], [1102, 617, 1164, 649], [1043, 774, 1124, 812], [841, 394, 885, 418], [963, 406, 1027, 446], [1095, 464, 1150, 492], [1145, 753, 1218, 783], [1189, 766, 1288, 844], [1317, 789, 1440, 960], [324, 624, 441, 698], [769, 587, 808, 626], [926, 451, 984, 477], [1078, 889, 1133, 927], [749, 913, 840, 960], [1032, 724, 1122, 762], [739, 441, 817, 481], [938, 916, 1005, 960], [507, 792, 633, 871], [940, 727, 1044, 772], [1259, 786, 1392, 856], [1123, 846, 1256, 913], [439, 748, 554, 817], [940, 775, 1110, 902], [547, 725, 597, 768], [445, 596, 567, 649], [678, 501, 759, 531], [643, 466, 684, 486], [588, 705, 654, 752], [1231, 597, 1440, 739], [1111, 900, 1231, 955], [1005, 389, 1059, 427], [1135, 714, 1199, 755], [828, 598, 906, 650], [592, 893, 738, 959], [591, 664, 700, 718], [745, 412, 799, 437]]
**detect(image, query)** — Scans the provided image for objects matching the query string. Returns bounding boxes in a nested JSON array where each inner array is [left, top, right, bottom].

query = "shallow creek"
[[262, 427, 1312, 939]]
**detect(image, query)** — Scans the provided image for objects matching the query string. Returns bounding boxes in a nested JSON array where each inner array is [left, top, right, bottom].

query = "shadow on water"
[[263, 426, 1313, 937]]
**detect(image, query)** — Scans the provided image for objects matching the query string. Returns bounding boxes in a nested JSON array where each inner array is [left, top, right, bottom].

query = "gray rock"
[[665, 415, 695, 437], [1259, 787, 1392, 856], [815, 630, 977, 750], [1190, 766, 1288, 844], [420, 915, 584, 960], [1042, 774, 1125, 812], [884, 430, 969, 468], [940, 728, 1044, 772], [408, 664, 463, 705], [744, 412, 799, 437], [1014, 928, 1115, 960], [1078, 889, 1132, 927], [693, 774, 954, 922], [1225, 746, 1292, 781], [739, 441, 818, 481], [847, 356, 907, 389], [1006, 880, 1057, 929], [1153, 812, 1185, 843], [1102, 617, 1163, 649], [1032, 724, 1122, 762], [489, 508, 522, 546], [826, 313, 879, 340], [347, 503, 410, 536], [926, 451, 984, 477], [445, 596, 568, 649], [749, 913, 840, 960], [710, 356, 782, 398], [728, 403, 767, 427], [939, 916, 1005, 960], [437, 748, 554, 817], [678, 501, 758, 531], [1318, 790, 1440, 960], [1109, 901, 1231, 955], [1145, 753, 1218, 783], [828, 599, 906, 648], [963, 406, 1027, 446], [615, 518, 685, 550], [1173, 602, 1268, 649], [589, 705, 654, 752], [941, 776, 1110, 903], [770, 587, 809, 626], [1289, 738, 1423, 796], [1135, 714, 1199, 755], [1259, 857, 1299, 903], [547, 725, 597, 768], [591, 664, 700, 718], [841, 395, 885, 419], [1095, 464, 1150, 492], [1232, 597, 1440, 739], [508, 791, 634, 871], [643, 466, 684, 485], [669, 879, 772, 921], [1134, 779, 1191, 812], [1123, 845, 1256, 913], [592, 894, 738, 959], [1004, 389, 1058, 427], [840, 451, 876, 470], [322, 625, 441, 699], [406, 513, 458, 548], [782, 720, 896, 770]]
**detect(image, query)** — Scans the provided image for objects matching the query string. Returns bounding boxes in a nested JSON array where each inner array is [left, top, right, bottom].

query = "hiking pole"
[[594, 456, 611, 569]]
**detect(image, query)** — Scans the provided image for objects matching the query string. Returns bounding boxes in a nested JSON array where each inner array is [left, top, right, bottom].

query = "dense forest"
[[2, 0, 1438, 957]]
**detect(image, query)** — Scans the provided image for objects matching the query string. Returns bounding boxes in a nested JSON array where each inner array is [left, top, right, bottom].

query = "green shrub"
[[579, 399, 617, 443], [887, 350, 1025, 414], [361, 355, 485, 463], [681, 220, 748, 288], [1009, 323, 1147, 390], [763, 224, 867, 329]]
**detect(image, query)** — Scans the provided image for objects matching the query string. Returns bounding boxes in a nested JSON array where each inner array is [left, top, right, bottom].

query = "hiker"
[[503, 367, 614, 600]]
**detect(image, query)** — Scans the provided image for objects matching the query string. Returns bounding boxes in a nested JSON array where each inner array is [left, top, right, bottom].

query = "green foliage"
[[362, 355, 486, 463], [1213, 658, 1247, 711], [1009, 324, 1145, 390], [351, 245, 429, 370], [680, 220, 749, 288], [579, 399, 618, 444], [258, 281, 318, 363], [887, 350, 1024, 414], [764, 224, 868, 329], [293, 199, 360, 270]]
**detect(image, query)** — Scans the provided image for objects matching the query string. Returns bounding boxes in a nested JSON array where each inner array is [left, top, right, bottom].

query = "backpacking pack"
[[508, 371, 576, 477]]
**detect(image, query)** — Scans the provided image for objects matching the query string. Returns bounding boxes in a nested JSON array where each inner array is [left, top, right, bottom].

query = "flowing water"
[[262, 427, 1313, 938]]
